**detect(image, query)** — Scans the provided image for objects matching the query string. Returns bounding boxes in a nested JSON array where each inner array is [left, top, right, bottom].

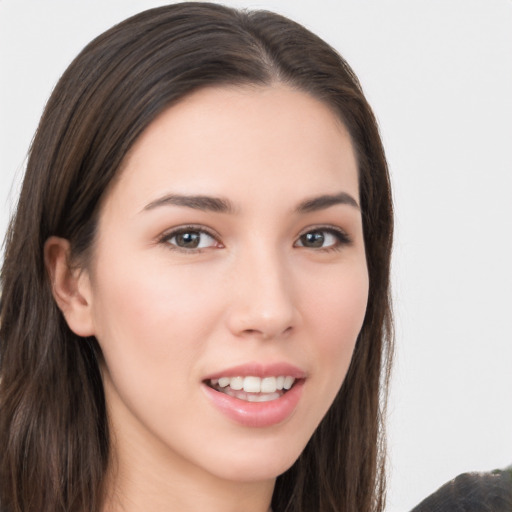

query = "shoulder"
[[410, 465, 512, 512]]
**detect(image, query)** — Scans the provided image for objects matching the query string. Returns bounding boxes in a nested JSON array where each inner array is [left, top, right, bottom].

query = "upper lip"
[[203, 362, 307, 381]]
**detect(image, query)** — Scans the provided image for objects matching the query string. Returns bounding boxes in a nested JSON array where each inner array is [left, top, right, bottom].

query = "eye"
[[161, 226, 221, 252], [295, 227, 351, 250]]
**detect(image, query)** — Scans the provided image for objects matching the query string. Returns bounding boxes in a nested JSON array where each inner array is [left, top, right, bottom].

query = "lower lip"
[[202, 380, 304, 428]]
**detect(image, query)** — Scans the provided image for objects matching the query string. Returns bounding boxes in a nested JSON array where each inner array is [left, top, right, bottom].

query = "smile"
[[208, 376, 296, 402], [202, 363, 306, 427]]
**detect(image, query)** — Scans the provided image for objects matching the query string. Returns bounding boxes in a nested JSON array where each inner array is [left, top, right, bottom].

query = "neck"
[[101, 411, 275, 512], [103, 469, 274, 512]]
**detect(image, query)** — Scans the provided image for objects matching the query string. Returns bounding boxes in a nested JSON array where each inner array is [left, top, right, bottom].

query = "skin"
[[46, 85, 369, 512]]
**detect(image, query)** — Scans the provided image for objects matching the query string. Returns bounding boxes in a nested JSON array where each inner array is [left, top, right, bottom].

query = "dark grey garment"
[[410, 465, 512, 512]]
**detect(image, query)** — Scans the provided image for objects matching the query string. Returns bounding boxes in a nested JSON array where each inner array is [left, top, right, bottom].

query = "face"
[[82, 85, 368, 485]]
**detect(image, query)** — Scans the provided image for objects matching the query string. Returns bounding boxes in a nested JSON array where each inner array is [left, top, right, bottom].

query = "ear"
[[44, 236, 95, 337]]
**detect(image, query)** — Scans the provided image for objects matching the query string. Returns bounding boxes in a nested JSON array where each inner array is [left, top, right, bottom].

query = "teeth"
[[261, 377, 277, 393], [246, 392, 281, 402], [229, 376, 244, 391], [243, 376, 261, 393], [210, 375, 296, 395], [222, 388, 281, 402], [283, 376, 295, 390], [218, 377, 230, 388]]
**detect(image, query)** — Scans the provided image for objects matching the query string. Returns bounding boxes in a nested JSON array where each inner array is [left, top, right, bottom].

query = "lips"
[[202, 363, 306, 427]]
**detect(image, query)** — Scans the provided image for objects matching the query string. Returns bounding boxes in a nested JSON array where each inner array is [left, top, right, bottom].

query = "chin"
[[198, 434, 307, 483], [212, 457, 297, 483]]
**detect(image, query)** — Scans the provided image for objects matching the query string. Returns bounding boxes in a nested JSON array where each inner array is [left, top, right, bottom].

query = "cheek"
[[89, 256, 223, 380], [308, 262, 368, 338], [88, 259, 227, 444], [303, 261, 369, 381]]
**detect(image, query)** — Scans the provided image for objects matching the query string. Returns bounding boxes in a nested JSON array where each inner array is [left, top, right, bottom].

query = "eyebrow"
[[295, 192, 359, 212], [142, 194, 235, 214], [142, 191, 359, 215]]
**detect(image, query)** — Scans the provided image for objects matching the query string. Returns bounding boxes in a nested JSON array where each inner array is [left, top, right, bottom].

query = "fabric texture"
[[410, 465, 512, 512]]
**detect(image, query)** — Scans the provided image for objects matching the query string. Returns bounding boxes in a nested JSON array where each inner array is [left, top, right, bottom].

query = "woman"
[[0, 3, 393, 512]]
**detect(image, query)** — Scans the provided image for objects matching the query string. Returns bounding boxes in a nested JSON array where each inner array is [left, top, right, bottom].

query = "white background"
[[1, 1, 511, 511]]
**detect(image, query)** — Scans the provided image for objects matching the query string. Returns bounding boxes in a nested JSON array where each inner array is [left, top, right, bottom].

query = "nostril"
[[240, 326, 293, 340]]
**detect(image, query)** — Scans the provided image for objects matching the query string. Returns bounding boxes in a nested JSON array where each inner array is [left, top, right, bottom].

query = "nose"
[[225, 246, 297, 341]]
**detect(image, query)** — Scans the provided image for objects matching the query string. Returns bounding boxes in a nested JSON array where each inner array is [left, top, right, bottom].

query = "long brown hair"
[[0, 3, 393, 511]]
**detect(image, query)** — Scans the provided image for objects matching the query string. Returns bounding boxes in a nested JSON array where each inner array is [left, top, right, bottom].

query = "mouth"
[[202, 365, 306, 427], [206, 375, 298, 403]]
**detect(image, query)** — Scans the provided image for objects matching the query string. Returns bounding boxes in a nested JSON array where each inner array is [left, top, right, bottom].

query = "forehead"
[[108, 84, 359, 212]]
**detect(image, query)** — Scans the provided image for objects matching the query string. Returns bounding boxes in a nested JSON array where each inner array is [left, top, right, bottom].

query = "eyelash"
[[158, 225, 222, 254], [158, 225, 352, 253], [295, 226, 352, 252]]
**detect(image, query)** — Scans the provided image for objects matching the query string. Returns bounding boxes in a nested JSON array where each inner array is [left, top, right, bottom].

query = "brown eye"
[[164, 228, 219, 251], [299, 231, 326, 248], [295, 228, 351, 250], [175, 231, 201, 248]]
